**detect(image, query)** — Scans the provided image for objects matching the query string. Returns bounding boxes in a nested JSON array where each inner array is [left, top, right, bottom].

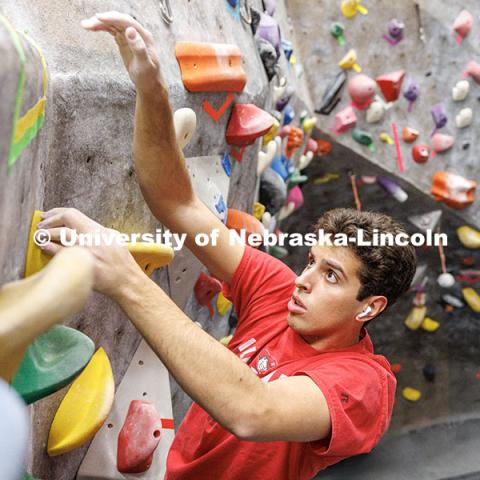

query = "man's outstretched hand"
[[81, 12, 167, 96]]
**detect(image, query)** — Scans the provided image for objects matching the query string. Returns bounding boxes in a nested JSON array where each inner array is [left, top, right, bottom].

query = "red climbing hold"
[[194, 272, 222, 307], [376, 70, 405, 102], [412, 144, 431, 164], [226, 104, 275, 146], [117, 400, 162, 474]]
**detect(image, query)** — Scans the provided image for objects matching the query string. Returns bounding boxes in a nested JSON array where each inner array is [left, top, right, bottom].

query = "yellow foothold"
[[341, 0, 368, 18], [253, 202, 266, 221], [404, 306, 427, 331], [462, 288, 480, 313], [421, 317, 440, 332], [302, 117, 317, 134], [380, 132, 394, 144], [402, 387, 421, 402], [263, 120, 280, 145], [313, 173, 340, 185], [25, 210, 174, 278], [216, 292, 232, 316], [457, 226, 480, 249], [219, 334, 233, 346], [339, 49, 361, 72], [289, 54, 296, 65], [47, 348, 114, 456]]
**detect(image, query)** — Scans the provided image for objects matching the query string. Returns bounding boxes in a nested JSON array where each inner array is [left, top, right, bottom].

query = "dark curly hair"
[[313, 208, 416, 309]]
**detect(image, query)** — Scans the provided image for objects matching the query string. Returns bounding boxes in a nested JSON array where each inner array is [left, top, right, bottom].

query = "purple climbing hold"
[[222, 153, 232, 177], [257, 12, 281, 58], [276, 86, 294, 112], [431, 103, 447, 136], [403, 78, 420, 112], [263, 0, 276, 16], [384, 18, 404, 45]]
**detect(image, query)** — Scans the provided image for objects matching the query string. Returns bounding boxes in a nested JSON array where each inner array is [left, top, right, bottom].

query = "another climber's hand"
[[37, 207, 143, 300], [81, 11, 167, 96]]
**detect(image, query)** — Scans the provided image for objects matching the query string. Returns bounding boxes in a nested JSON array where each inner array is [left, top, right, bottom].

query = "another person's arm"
[[81, 12, 243, 283]]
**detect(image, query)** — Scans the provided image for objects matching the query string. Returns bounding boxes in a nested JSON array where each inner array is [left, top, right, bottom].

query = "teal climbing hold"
[[11, 325, 95, 404]]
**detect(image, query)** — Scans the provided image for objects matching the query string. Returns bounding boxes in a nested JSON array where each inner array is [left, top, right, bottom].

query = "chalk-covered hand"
[[38, 207, 142, 300], [81, 11, 166, 96]]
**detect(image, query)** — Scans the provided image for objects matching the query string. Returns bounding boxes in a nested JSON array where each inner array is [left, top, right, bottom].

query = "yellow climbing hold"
[[302, 117, 317, 134], [263, 119, 280, 145], [313, 173, 340, 185], [341, 0, 368, 18], [217, 292, 232, 316], [379, 132, 394, 144], [404, 306, 427, 330], [47, 348, 114, 456], [457, 226, 480, 249], [402, 387, 421, 402], [25, 210, 174, 278], [219, 335, 233, 346], [421, 317, 440, 332], [253, 202, 266, 220], [338, 49, 361, 73], [462, 288, 480, 313]]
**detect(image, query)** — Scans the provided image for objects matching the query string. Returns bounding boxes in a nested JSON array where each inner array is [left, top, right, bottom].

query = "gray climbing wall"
[[0, 0, 313, 478], [288, 0, 480, 228]]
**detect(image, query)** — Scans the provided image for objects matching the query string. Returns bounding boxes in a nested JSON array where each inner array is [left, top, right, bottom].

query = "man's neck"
[[302, 327, 364, 352]]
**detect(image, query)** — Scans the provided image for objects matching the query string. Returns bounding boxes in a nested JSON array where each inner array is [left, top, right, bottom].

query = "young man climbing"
[[39, 12, 416, 479]]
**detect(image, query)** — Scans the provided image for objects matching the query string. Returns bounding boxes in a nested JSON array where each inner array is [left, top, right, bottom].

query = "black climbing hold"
[[228, 311, 238, 330], [423, 364, 435, 382], [255, 37, 278, 81], [260, 168, 287, 216], [315, 70, 347, 115], [250, 7, 261, 35], [462, 142, 470, 150]]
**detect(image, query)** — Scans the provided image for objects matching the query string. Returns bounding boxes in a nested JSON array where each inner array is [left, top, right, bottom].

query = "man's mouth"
[[288, 294, 307, 314]]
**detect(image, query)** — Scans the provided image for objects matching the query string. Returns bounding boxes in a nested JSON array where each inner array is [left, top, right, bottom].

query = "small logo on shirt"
[[252, 349, 277, 374]]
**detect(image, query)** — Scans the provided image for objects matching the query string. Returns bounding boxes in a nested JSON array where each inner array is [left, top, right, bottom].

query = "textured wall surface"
[[0, 0, 313, 478], [288, 0, 480, 228]]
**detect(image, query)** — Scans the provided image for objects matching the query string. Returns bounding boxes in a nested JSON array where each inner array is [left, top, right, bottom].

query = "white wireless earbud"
[[358, 305, 372, 318]]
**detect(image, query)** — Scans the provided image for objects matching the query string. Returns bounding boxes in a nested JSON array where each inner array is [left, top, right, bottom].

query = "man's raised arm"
[[81, 12, 244, 283]]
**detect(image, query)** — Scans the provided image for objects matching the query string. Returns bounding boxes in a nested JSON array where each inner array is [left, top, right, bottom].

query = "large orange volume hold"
[[226, 208, 265, 246], [175, 41, 246, 92]]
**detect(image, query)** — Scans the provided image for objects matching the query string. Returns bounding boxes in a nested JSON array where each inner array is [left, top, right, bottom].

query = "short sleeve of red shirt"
[[295, 358, 394, 458], [222, 246, 296, 331]]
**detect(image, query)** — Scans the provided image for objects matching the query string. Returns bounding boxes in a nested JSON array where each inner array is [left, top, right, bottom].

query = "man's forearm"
[[115, 271, 267, 438], [133, 89, 195, 222]]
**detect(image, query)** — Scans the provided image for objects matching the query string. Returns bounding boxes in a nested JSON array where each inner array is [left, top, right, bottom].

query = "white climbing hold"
[[298, 151, 314, 170], [452, 80, 469, 101], [257, 139, 278, 176], [366, 97, 386, 124], [278, 202, 295, 220], [437, 272, 455, 288], [174, 108, 197, 149], [455, 108, 473, 128]]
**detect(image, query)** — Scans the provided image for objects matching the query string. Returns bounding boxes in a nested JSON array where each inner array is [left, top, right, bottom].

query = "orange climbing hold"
[[175, 41, 246, 92], [226, 208, 264, 246], [431, 171, 476, 209], [117, 401, 163, 474], [226, 105, 275, 146], [286, 127, 304, 158]]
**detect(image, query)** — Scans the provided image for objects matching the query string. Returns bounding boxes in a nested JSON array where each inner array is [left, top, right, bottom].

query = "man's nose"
[[295, 270, 312, 293]]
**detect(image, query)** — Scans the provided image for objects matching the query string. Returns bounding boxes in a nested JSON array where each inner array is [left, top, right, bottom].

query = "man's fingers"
[[46, 227, 76, 244], [124, 27, 149, 62], [94, 11, 154, 45], [38, 213, 66, 229], [81, 16, 118, 34], [39, 241, 64, 257]]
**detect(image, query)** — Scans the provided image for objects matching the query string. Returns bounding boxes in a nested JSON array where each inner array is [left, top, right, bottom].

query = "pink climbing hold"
[[332, 105, 357, 134], [286, 185, 304, 211], [194, 272, 222, 313], [453, 10, 473, 44], [117, 400, 163, 474], [432, 133, 455, 153], [347, 74, 376, 110], [464, 61, 480, 84], [304, 138, 318, 155]]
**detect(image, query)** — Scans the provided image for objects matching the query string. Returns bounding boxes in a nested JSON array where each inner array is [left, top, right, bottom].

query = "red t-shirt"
[[165, 246, 396, 480]]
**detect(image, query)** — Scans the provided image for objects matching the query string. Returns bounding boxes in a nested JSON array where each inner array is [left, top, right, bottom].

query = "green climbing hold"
[[23, 474, 40, 480], [352, 128, 375, 151], [287, 170, 308, 189], [270, 245, 289, 259], [330, 22, 346, 46], [11, 325, 95, 405]]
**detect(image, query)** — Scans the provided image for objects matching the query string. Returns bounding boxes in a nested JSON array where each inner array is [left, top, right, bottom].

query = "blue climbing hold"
[[222, 153, 232, 177], [281, 40, 293, 61], [271, 155, 289, 181], [215, 195, 226, 216], [283, 104, 295, 125], [227, 0, 238, 7]]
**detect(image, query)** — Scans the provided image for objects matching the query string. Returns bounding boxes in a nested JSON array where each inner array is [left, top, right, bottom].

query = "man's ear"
[[355, 296, 388, 323]]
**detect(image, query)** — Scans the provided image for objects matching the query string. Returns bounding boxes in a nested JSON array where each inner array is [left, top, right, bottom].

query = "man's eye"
[[306, 256, 314, 268], [326, 270, 338, 283]]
